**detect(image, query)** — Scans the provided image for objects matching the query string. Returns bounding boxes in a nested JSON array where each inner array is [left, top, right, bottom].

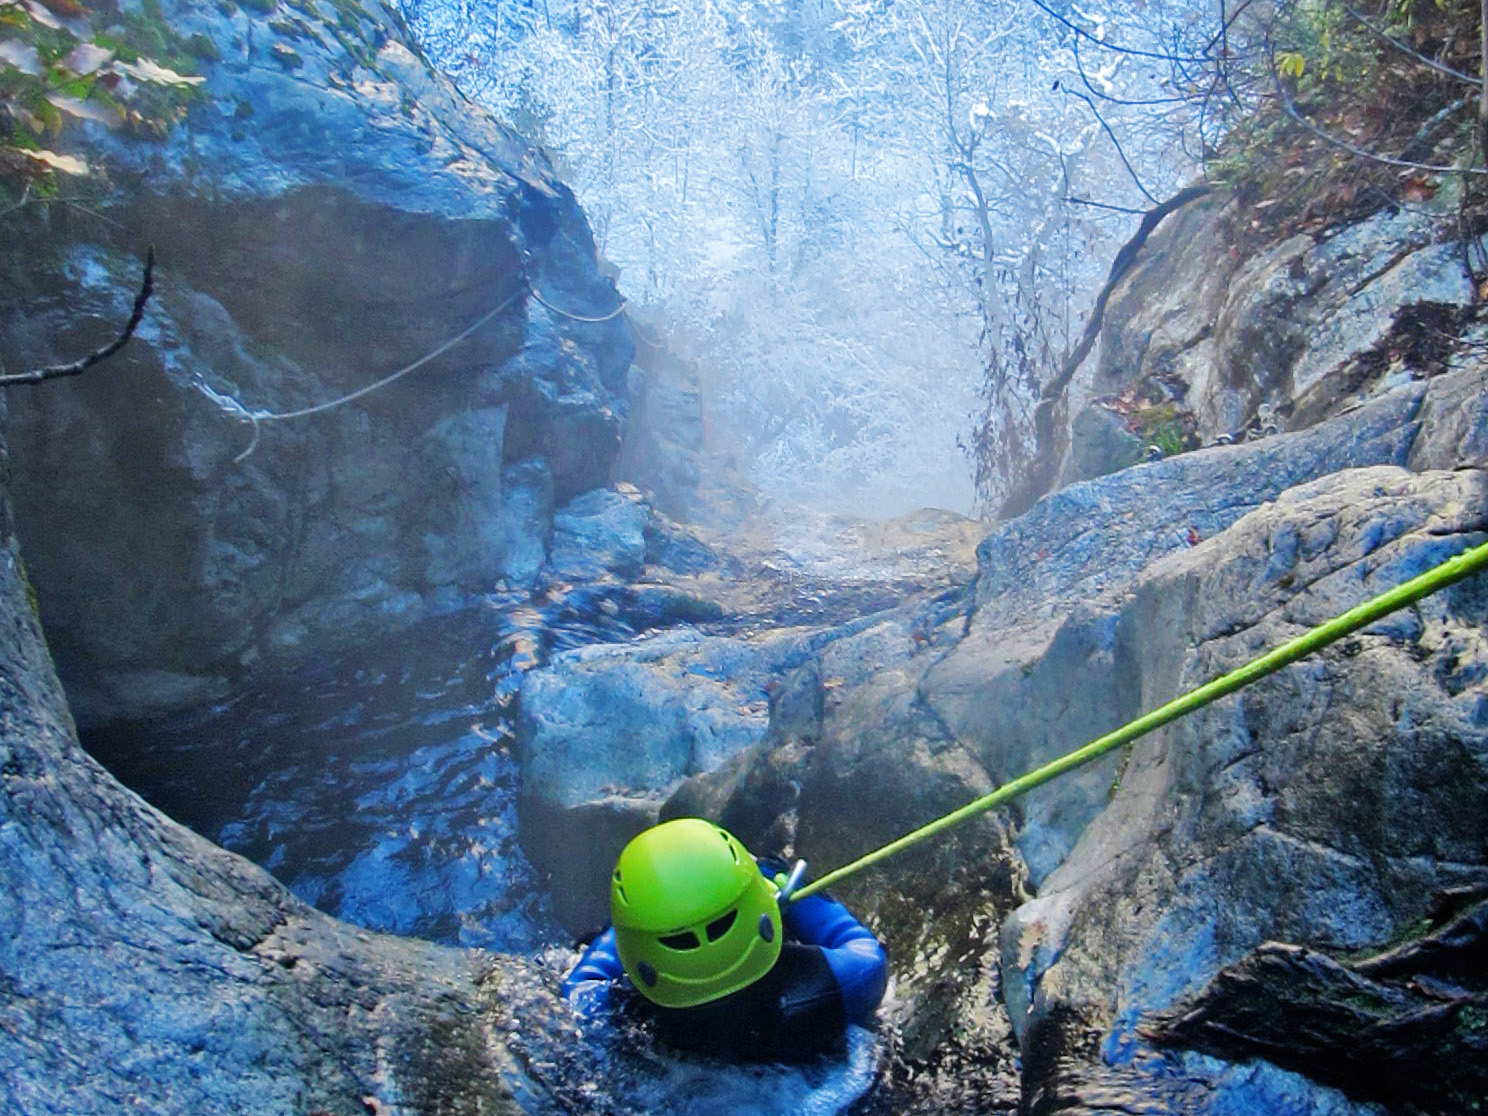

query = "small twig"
[[1071, 36, 1187, 107], [1025, 0, 1209, 64], [0, 247, 155, 387], [56, 198, 128, 231], [1064, 195, 1150, 215]]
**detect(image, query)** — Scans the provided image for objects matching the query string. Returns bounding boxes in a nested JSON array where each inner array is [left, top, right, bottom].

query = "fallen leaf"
[[0, 39, 42, 74], [15, 147, 89, 174], [46, 93, 122, 125], [1400, 175, 1438, 203], [111, 57, 205, 86]]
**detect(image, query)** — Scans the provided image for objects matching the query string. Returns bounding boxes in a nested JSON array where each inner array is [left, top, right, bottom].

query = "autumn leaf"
[[33, 0, 85, 17], [1400, 175, 1438, 203]]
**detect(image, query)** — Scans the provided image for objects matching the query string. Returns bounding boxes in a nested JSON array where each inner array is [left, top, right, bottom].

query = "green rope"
[[791, 534, 1488, 902]]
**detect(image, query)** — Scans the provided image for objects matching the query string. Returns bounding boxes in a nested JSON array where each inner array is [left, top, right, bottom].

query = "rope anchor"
[[790, 535, 1488, 901]]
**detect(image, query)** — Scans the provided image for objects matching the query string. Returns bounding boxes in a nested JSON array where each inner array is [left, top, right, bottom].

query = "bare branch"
[[1345, 7, 1481, 86], [1269, 52, 1487, 176], [999, 185, 1212, 519], [1024, 0, 1210, 64], [1071, 35, 1189, 107], [1064, 195, 1150, 215], [1066, 88, 1160, 204], [0, 248, 155, 388]]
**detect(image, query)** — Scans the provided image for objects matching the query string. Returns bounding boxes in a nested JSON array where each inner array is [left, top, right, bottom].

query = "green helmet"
[[610, 818, 783, 1009]]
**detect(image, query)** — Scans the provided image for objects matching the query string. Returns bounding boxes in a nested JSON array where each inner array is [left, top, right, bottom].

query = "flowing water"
[[82, 591, 882, 1114], [85, 596, 559, 951]]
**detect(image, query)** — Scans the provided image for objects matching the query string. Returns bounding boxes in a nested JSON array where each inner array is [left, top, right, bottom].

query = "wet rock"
[[547, 486, 650, 583], [0, 417, 527, 1116], [518, 625, 817, 932], [1142, 899, 1488, 1115], [0, 0, 635, 729], [515, 502, 984, 935], [497, 458, 555, 588], [666, 359, 1488, 1114]]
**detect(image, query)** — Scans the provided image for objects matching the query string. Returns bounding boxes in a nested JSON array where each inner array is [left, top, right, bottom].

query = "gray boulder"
[[667, 361, 1488, 1113], [0, 412, 528, 1115], [1057, 184, 1484, 491], [0, 0, 635, 729], [1001, 464, 1488, 1113]]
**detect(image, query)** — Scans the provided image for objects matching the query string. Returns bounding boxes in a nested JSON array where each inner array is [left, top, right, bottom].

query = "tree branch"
[[1270, 58, 1487, 176], [0, 248, 155, 387], [1024, 0, 1209, 64], [998, 186, 1212, 519], [1344, 6, 1481, 86], [1064, 195, 1150, 215], [1066, 87, 1160, 204]]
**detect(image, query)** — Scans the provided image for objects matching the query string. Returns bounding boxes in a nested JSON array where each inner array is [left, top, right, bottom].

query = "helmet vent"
[[658, 930, 700, 951], [706, 909, 738, 942]]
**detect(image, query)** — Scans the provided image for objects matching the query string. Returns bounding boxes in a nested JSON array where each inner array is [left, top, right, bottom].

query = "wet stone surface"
[[84, 602, 561, 952]]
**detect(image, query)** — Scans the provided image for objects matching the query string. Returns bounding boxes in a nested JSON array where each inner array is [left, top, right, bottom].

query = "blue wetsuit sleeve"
[[782, 891, 888, 1025], [562, 926, 625, 1011]]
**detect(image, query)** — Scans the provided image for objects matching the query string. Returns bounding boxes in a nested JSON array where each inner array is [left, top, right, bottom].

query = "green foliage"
[[1208, 0, 1481, 241], [15, 551, 40, 622], [0, 0, 209, 191]]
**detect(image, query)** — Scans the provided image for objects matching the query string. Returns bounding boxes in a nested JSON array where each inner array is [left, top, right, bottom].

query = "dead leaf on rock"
[[1400, 175, 1438, 203], [13, 147, 89, 175], [46, 93, 122, 126], [111, 57, 205, 87]]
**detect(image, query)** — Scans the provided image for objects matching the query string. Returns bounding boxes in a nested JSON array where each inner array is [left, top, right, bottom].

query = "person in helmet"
[[561, 817, 888, 1063]]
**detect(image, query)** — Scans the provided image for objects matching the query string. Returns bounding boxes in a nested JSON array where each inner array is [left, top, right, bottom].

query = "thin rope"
[[791, 534, 1488, 901], [530, 288, 628, 323], [195, 283, 626, 464], [194, 284, 528, 462]]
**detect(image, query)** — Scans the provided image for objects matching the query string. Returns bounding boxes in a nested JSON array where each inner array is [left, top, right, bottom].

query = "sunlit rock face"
[[0, 0, 634, 730], [1055, 188, 1488, 490], [668, 360, 1488, 1110]]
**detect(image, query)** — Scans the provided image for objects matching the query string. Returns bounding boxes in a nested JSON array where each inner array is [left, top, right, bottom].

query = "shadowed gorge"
[[4, 0, 1488, 1113]]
